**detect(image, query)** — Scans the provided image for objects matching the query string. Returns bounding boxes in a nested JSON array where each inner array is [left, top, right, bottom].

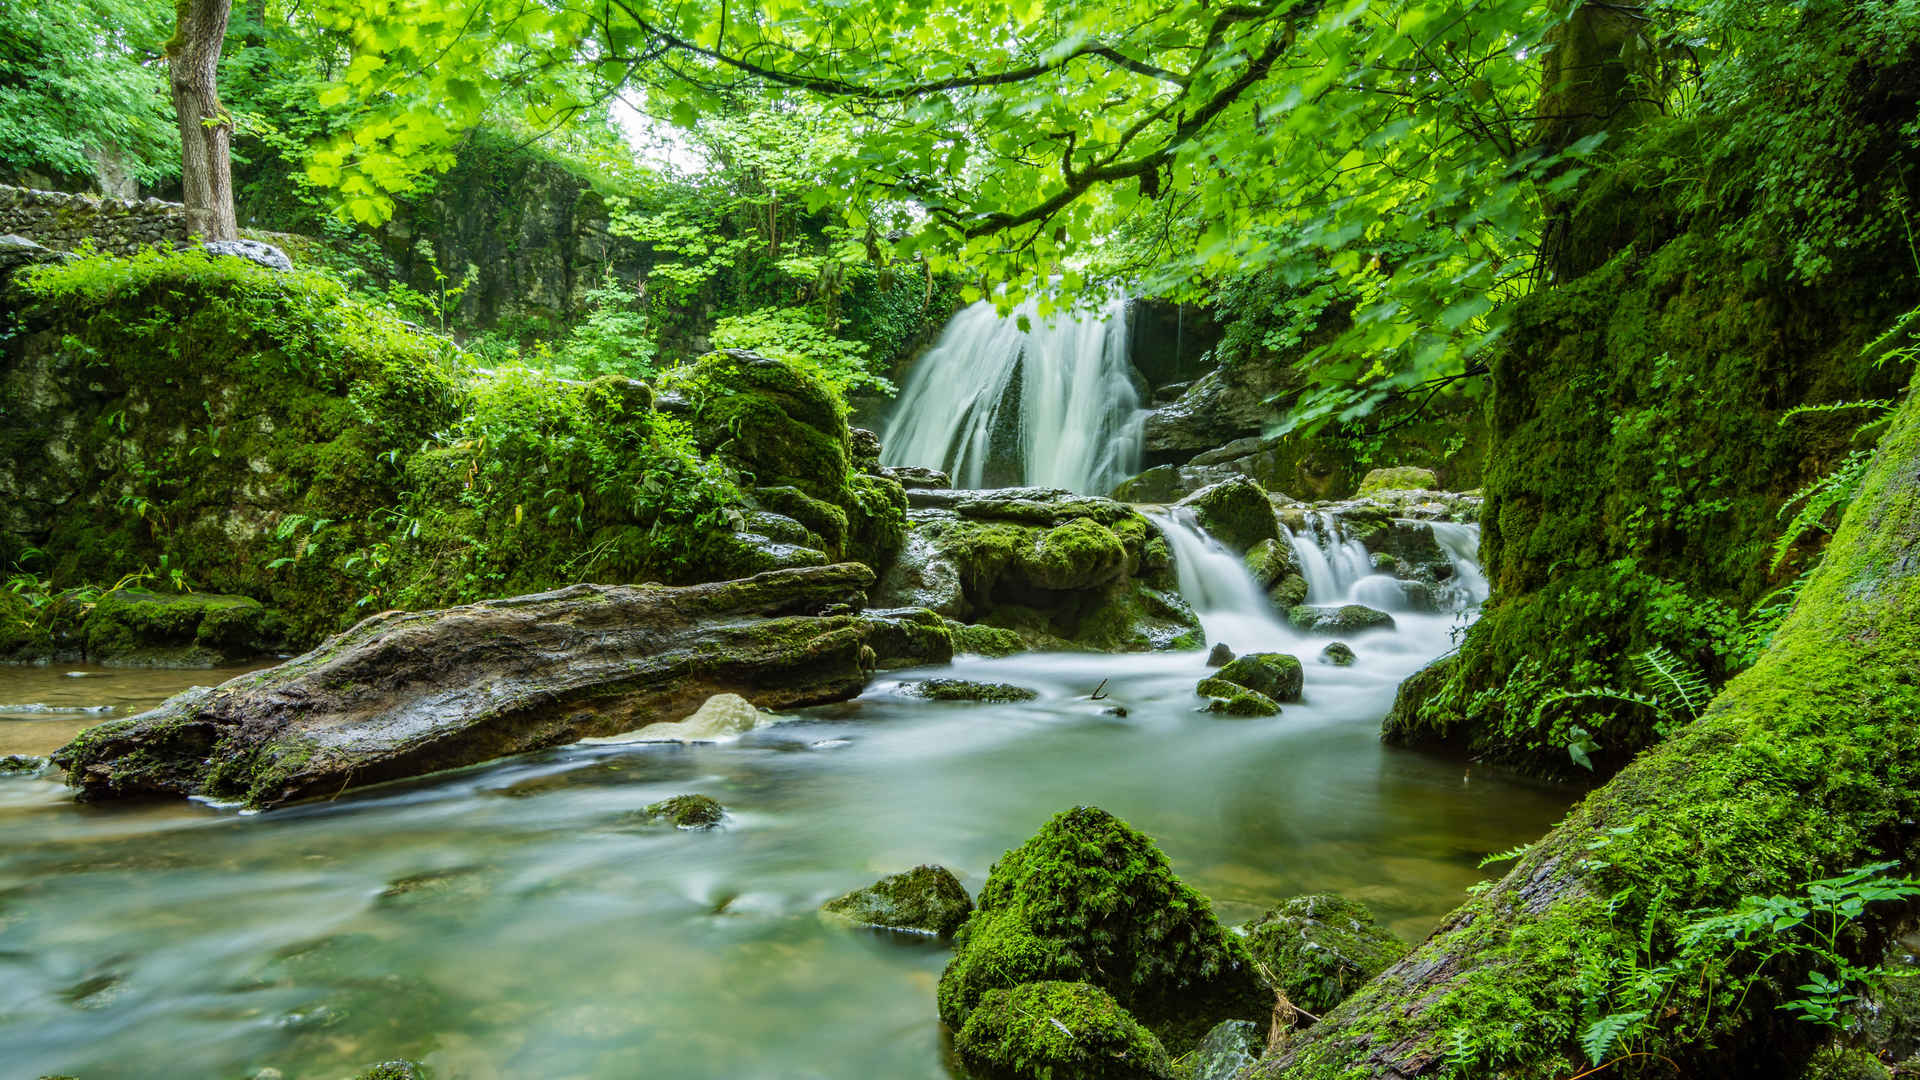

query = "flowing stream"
[[0, 521, 1572, 1080], [881, 295, 1144, 494]]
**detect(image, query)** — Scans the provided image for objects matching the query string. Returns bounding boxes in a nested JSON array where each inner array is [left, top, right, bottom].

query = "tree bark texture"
[[169, 0, 238, 242]]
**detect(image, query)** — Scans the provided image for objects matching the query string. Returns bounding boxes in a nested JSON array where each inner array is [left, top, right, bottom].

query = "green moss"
[[1355, 466, 1439, 495], [670, 349, 851, 504], [1194, 678, 1281, 717], [1213, 653, 1303, 704], [81, 588, 283, 666], [352, 1061, 431, 1080], [1020, 519, 1130, 591], [1242, 893, 1408, 1015], [945, 619, 1028, 657], [1286, 604, 1394, 635], [905, 678, 1039, 703], [644, 793, 725, 828], [939, 806, 1272, 1053], [821, 864, 974, 936], [1176, 477, 1278, 554], [955, 981, 1174, 1080], [844, 471, 908, 574]]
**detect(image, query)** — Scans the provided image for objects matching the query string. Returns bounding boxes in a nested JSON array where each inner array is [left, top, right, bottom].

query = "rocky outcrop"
[[53, 564, 895, 809], [1175, 477, 1278, 554], [1242, 893, 1408, 1015], [0, 587, 286, 666], [874, 488, 1202, 653], [643, 794, 726, 828]]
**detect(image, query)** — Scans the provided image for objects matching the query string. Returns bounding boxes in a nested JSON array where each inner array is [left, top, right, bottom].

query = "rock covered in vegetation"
[[1242, 893, 1407, 1015], [52, 564, 883, 809], [954, 980, 1174, 1080], [1195, 678, 1281, 717], [80, 589, 284, 666], [821, 864, 973, 936], [1319, 642, 1356, 666], [644, 794, 725, 828], [943, 618, 1028, 657], [0, 755, 49, 776], [1206, 642, 1234, 666], [874, 488, 1201, 654], [1213, 653, 1303, 703], [1287, 604, 1394, 635], [859, 607, 955, 670], [938, 806, 1271, 1053], [902, 678, 1038, 703], [350, 1061, 430, 1080], [1174, 477, 1278, 554], [1181, 1019, 1263, 1080], [1356, 466, 1439, 495]]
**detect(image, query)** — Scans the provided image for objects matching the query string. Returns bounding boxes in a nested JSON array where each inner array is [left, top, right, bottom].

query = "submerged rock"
[[1242, 893, 1408, 1015], [955, 980, 1173, 1080], [1213, 653, 1303, 704], [53, 565, 883, 809], [1206, 642, 1234, 667], [903, 678, 1039, 703], [1320, 642, 1356, 666], [0, 754, 49, 776], [938, 806, 1271, 1053], [1175, 477, 1279, 554], [1286, 604, 1395, 635], [644, 794, 725, 828], [821, 864, 973, 936], [1196, 678, 1281, 718], [1185, 1019, 1263, 1080], [581, 692, 769, 743]]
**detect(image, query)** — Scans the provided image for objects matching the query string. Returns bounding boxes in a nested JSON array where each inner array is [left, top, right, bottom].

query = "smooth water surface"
[[0, 663, 267, 756], [0, 524, 1574, 1080]]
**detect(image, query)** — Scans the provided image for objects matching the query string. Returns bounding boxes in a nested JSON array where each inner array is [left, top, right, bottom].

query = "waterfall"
[[1146, 509, 1287, 647], [882, 294, 1143, 494], [1283, 513, 1375, 604]]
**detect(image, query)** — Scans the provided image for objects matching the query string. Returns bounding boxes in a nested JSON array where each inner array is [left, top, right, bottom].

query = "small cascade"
[[1283, 513, 1376, 604], [1284, 513, 1488, 614], [1430, 521, 1490, 609], [882, 294, 1144, 494], [1146, 509, 1288, 647]]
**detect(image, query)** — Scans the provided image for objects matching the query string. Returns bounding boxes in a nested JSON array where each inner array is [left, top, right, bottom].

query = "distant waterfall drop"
[[882, 294, 1144, 495]]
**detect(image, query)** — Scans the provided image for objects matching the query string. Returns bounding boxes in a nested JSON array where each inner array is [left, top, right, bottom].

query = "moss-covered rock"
[[1195, 678, 1282, 717], [845, 472, 909, 574], [1214, 652, 1303, 703], [1021, 518, 1130, 591], [955, 981, 1174, 1080], [1175, 477, 1279, 554], [821, 864, 973, 936], [351, 1061, 431, 1080], [1287, 604, 1394, 635], [945, 619, 1028, 657], [1356, 466, 1439, 496], [904, 678, 1039, 703], [1319, 641, 1356, 666], [644, 794, 725, 828], [1243, 537, 1299, 590], [673, 349, 851, 504], [1181, 1019, 1263, 1080], [0, 755, 49, 776], [80, 589, 284, 667], [1242, 893, 1408, 1015], [939, 806, 1272, 1053]]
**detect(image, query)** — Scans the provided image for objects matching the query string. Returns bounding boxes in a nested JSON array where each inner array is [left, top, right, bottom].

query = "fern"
[[1771, 449, 1875, 573], [1633, 647, 1715, 722], [1580, 1010, 1648, 1067], [1862, 303, 1920, 369]]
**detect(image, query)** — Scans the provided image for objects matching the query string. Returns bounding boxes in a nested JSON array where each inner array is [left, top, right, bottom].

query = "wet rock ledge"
[[54, 564, 935, 810]]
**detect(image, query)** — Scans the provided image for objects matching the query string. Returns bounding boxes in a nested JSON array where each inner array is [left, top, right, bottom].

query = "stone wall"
[[0, 186, 191, 254]]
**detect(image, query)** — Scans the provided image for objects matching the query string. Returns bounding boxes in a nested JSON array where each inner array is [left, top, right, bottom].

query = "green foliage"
[[552, 271, 657, 379], [709, 306, 888, 396], [0, 0, 178, 187], [953, 980, 1173, 1080]]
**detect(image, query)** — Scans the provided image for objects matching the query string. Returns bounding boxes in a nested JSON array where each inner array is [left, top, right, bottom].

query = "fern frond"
[[1581, 1010, 1648, 1066], [1772, 449, 1874, 572], [1633, 647, 1714, 721], [1777, 398, 1895, 426], [1862, 304, 1920, 368]]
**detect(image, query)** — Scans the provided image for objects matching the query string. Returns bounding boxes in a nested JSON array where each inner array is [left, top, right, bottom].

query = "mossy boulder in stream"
[[955, 981, 1174, 1080], [1174, 477, 1279, 554], [352, 1063, 431, 1080], [81, 589, 285, 667], [1213, 653, 1303, 704], [644, 794, 725, 828], [1242, 893, 1408, 1015], [1287, 604, 1395, 635], [877, 489, 1201, 654], [822, 864, 973, 936], [1356, 466, 1439, 495], [938, 806, 1271, 1053], [670, 349, 851, 504], [903, 678, 1038, 703], [1195, 678, 1281, 717]]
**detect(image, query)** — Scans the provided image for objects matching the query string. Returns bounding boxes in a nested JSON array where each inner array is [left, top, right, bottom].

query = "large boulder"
[[1355, 466, 1439, 496], [821, 864, 974, 936], [874, 489, 1201, 654], [1214, 652, 1304, 703], [954, 981, 1174, 1080], [81, 588, 285, 667], [1195, 678, 1282, 717], [675, 349, 852, 504], [1175, 477, 1279, 554], [1242, 893, 1408, 1015], [1287, 604, 1395, 635], [53, 564, 885, 809], [938, 806, 1271, 1053]]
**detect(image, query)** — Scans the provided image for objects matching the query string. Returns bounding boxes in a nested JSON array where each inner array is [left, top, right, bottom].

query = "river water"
[[0, 523, 1573, 1080]]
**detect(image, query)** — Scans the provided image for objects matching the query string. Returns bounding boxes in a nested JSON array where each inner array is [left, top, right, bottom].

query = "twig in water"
[[1089, 678, 1110, 700]]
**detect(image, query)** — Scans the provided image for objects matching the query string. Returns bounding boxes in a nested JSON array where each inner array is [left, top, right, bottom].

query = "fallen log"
[[53, 564, 895, 809], [1255, 374, 1920, 1078]]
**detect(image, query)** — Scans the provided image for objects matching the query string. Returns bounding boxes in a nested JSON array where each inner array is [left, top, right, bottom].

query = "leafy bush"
[[709, 305, 892, 396], [552, 271, 657, 379]]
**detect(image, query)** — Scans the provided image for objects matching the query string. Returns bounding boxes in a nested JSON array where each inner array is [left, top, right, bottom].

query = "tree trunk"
[[1253, 370, 1920, 1078], [169, 0, 237, 242]]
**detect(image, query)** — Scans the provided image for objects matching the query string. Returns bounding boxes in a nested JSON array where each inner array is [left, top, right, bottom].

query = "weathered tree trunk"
[[1253, 372, 1920, 1077], [168, 0, 238, 242]]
